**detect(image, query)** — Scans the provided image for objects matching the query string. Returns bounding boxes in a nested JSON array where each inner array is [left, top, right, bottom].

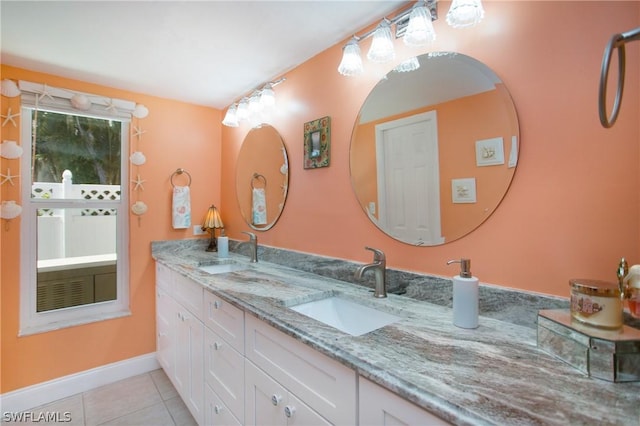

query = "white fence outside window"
[[33, 170, 119, 261]]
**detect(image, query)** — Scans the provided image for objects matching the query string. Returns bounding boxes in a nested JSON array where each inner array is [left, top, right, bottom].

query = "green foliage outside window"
[[33, 110, 121, 185]]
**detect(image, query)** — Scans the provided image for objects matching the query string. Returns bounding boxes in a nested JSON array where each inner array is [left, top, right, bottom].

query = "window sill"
[[19, 309, 132, 337]]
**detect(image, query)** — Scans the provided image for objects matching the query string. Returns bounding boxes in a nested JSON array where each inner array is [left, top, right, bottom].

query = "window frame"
[[19, 104, 131, 336]]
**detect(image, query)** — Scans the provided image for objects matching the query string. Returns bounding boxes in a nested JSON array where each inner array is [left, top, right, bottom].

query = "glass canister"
[[570, 279, 623, 329]]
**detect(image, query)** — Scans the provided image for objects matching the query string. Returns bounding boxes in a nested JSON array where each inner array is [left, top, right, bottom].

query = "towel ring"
[[171, 168, 192, 187], [251, 173, 267, 189]]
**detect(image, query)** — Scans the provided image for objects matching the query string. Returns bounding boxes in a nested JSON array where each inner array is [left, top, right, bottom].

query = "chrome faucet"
[[355, 246, 387, 298], [238, 231, 258, 263]]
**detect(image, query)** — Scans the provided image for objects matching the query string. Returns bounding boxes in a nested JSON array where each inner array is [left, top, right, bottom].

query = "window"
[[19, 84, 131, 335]]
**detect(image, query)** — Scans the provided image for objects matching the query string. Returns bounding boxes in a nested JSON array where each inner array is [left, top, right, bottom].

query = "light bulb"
[[404, 1, 436, 46], [249, 91, 263, 113], [367, 20, 395, 63], [338, 38, 363, 76], [446, 0, 485, 28]]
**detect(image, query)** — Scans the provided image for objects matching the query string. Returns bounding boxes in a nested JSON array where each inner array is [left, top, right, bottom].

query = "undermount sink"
[[290, 296, 401, 336], [198, 259, 249, 275]]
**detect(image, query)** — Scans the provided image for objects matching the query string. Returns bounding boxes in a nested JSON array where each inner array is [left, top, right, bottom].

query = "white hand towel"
[[252, 187, 267, 225], [172, 186, 191, 229]]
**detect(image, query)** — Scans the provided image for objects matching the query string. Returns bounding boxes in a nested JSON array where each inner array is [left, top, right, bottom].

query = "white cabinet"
[[174, 305, 204, 425], [156, 287, 175, 373], [155, 263, 204, 426], [245, 360, 331, 426], [245, 314, 356, 426], [358, 377, 450, 426]]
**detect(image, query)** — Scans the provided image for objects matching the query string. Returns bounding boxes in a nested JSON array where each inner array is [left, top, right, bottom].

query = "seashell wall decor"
[[0, 140, 23, 159], [1, 200, 22, 219], [129, 151, 146, 166], [1, 79, 20, 98]]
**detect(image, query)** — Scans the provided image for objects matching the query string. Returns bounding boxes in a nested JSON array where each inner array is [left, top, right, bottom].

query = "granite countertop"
[[152, 240, 640, 426]]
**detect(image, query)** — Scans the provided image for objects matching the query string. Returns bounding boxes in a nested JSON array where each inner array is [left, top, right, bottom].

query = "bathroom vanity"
[[152, 240, 639, 425]]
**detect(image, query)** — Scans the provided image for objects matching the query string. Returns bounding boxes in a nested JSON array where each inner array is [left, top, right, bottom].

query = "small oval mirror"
[[350, 52, 519, 246], [236, 125, 289, 231]]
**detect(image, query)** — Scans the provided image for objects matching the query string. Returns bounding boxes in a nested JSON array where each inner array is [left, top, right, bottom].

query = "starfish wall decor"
[[1, 107, 20, 127], [0, 168, 19, 186]]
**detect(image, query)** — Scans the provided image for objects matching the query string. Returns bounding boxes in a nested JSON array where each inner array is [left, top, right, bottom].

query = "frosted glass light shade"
[[338, 38, 363, 76], [446, 0, 485, 28], [222, 104, 239, 127], [367, 20, 395, 63], [249, 91, 263, 112], [260, 84, 275, 107], [404, 2, 436, 46], [236, 98, 250, 121]]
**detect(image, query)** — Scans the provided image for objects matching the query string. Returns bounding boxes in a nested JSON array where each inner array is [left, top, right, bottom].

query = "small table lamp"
[[201, 205, 224, 252]]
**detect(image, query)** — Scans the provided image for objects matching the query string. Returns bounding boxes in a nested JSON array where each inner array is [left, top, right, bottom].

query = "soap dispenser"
[[446, 258, 479, 329]]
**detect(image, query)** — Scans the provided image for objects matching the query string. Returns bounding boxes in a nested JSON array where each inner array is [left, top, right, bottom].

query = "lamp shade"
[[222, 104, 239, 127], [260, 83, 276, 107], [367, 20, 395, 63], [338, 38, 363, 76], [446, 0, 485, 28], [404, 1, 436, 46], [202, 205, 224, 230]]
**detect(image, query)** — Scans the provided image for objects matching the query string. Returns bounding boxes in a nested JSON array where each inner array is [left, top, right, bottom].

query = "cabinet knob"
[[214, 405, 223, 414], [271, 394, 282, 406], [284, 405, 295, 418], [213, 300, 222, 309], [213, 341, 223, 350]]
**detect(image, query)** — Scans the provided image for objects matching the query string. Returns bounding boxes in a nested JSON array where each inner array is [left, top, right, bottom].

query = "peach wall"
[[222, 1, 640, 296], [0, 66, 221, 392]]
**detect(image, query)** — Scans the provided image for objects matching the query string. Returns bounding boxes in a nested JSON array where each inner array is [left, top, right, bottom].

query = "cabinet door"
[[245, 360, 286, 426], [205, 383, 241, 426], [175, 307, 205, 426], [245, 361, 330, 426], [156, 288, 175, 374], [173, 273, 204, 320], [358, 377, 450, 426], [204, 327, 244, 423]]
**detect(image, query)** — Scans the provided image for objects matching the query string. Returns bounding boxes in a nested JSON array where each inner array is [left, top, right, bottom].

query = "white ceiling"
[[1, 0, 407, 109]]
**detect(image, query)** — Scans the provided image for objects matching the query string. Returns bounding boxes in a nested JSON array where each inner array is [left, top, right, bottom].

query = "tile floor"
[[3, 369, 196, 426]]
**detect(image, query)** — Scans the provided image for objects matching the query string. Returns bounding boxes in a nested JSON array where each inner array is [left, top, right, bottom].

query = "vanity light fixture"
[[395, 56, 421, 73], [337, 0, 485, 76], [201, 205, 224, 252], [221, 77, 286, 127]]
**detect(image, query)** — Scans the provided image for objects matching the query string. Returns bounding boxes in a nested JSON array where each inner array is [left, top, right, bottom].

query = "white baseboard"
[[0, 352, 160, 414]]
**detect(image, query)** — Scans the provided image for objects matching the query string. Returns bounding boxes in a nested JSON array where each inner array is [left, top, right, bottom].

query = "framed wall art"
[[304, 116, 330, 169], [475, 137, 504, 167]]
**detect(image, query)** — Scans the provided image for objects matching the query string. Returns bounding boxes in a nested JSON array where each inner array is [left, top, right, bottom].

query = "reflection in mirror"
[[350, 52, 519, 246], [236, 124, 289, 231]]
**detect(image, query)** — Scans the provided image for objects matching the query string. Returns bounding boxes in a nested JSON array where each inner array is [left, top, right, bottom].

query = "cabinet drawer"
[[359, 377, 450, 426], [173, 273, 203, 320], [205, 384, 241, 426], [155, 262, 172, 293], [204, 290, 244, 353], [245, 315, 356, 426], [205, 327, 244, 423]]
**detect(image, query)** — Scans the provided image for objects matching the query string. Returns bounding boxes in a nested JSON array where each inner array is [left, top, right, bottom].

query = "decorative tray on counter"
[[537, 309, 640, 382]]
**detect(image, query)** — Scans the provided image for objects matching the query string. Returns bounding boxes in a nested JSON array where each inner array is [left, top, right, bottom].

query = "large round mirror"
[[236, 124, 289, 231], [350, 52, 519, 246]]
